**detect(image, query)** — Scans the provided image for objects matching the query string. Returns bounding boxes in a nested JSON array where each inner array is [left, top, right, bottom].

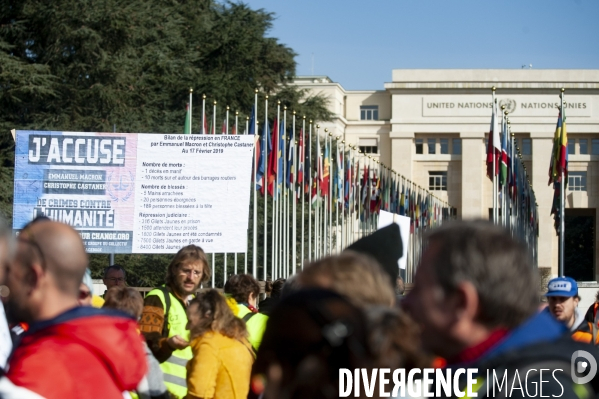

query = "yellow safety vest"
[[147, 288, 192, 399], [236, 304, 268, 351]]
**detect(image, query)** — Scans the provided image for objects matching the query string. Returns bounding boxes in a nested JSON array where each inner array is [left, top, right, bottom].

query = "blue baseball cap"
[[546, 277, 578, 297]]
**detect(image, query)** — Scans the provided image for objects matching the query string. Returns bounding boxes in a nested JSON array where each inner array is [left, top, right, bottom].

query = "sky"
[[242, 0, 599, 90]]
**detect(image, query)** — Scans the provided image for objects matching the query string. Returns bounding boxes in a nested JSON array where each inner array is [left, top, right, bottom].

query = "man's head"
[[103, 264, 126, 290], [5, 220, 88, 323], [402, 220, 539, 360], [166, 245, 210, 298], [224, 274, 260, 307], [102, 286, 144, 319], [546, 276, 580, 329]]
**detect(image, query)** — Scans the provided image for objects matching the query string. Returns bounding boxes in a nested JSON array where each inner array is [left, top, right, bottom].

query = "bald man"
[[4, 220, 147, 399]]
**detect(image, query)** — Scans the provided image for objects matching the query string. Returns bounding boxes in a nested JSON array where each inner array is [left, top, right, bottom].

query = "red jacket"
[[7, 306, 147, 399]]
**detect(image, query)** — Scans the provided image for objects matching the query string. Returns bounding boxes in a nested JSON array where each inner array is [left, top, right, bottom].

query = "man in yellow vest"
[[139, 245, 210, 399]]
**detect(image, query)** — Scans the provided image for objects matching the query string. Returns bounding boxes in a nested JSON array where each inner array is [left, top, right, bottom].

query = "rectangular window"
[[360, 105, 379, 121], [592, 139, 599, 155], [568, 139, 576, 155], [429, 171, 447, 191], [580, 139, 588, 155], [427, 138, 436, 154], [568, 172, 587, 191], [440, 138, 449, 154], [452, 138, 462, 155], [521, 139, 532, 155], [358, 138, 378, 155], [415, 139, 423, 154]]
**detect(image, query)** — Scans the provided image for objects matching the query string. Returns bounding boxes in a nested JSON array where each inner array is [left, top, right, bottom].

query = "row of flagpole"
[[486, 86, 540, 268], [184, 89, 455, 286]]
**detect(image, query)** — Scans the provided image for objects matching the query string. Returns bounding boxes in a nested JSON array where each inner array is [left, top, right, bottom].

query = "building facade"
[[293, 70, 599, 280]]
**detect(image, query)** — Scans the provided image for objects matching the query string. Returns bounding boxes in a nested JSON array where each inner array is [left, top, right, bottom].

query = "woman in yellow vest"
[[185, 289, 254, 399], [224, 274, 269, 351]]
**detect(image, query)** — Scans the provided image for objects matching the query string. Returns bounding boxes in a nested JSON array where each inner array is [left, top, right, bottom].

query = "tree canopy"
[[0, 0, 332, 285]]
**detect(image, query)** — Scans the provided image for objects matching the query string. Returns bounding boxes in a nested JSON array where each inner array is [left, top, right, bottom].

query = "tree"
[[1, 0, 331, 285]]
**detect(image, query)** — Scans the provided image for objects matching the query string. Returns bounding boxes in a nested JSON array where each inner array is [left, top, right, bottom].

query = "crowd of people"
[[1, 217, 599, 398]]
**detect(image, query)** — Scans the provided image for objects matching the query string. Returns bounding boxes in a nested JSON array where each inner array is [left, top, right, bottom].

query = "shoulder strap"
[[242, 312, 256, 323], [157, 286, 171, 337], [593, 303, 599, 345]]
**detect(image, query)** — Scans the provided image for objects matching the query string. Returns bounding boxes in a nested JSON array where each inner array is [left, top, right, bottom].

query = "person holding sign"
[[139, 245, 211, 399]]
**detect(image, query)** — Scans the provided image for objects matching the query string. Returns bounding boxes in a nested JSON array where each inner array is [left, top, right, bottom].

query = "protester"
[[0, 219, 13, 370], [139, 244, 210, 399], [252, 288, 373, 399], [545, 276, 591, 343], [103, 287, 169, 399], [186, 289, 254, 399], [402, 220, 599, 397], [224, 274, 268, 351], [79, 268, 105, 308], [577, 290, 599, 344], [4, 220, 147, 399], [258, 278, 285, 316], [298, 251, 396, 308], [103, 264, 127, 292]]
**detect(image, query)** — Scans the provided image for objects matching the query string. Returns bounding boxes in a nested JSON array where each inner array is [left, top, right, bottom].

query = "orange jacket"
[[572, 303, 599, 344]]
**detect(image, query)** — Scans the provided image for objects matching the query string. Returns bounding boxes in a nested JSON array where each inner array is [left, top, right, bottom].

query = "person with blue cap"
[[546, 276, 585, 332]]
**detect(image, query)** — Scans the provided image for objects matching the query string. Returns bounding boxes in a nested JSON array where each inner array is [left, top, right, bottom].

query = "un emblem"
[[499, 98, 517, 114]]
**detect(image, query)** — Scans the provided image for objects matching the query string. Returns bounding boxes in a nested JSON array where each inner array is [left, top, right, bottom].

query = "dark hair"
[[102, 287, 143, 318], [224, 274, 260, 303], [166, 245, 210, 286], [188, 289, 247, 341], [271, 279, 286, 299], [426, 220, 538, 329], [104, 264, 127, 279]]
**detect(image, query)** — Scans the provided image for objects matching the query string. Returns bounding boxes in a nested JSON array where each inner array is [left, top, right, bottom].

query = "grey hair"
[[426, 220, 539, 329]]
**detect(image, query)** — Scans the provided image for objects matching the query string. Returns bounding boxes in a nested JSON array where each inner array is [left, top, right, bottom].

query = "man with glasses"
[[3, 219, 147, 398], [103, 264, 127, 293], [139, 244, 210, 399]]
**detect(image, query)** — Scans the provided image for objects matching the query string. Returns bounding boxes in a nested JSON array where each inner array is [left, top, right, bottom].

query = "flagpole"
[[340, 138, 345, 250], [316, 124, 321, 259], [308, 121, 313, 262], [245, 115, 249, 274], [212, 100, 217, 286], [264, 96, 269, 282], [301, 116, 306, 269], [223, 106, 229, 285], [282, 107, 288, 277], [252, 89, 258, 278], [292, 111, 297, 274], [234, 111, 239, 274], [559, 88, 565, 277], [272, 102, 279, 281], [491, 88, 497, 224], [189, 89, 193, 135], [202, 94, 206, 134]]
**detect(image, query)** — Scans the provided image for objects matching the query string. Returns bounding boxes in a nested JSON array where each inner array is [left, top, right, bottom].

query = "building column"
[[531, 136, 556, 273], [460, 133, 485, 219], [390, 133, 413, 179]]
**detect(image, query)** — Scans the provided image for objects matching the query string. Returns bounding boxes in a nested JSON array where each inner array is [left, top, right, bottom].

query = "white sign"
[[378, 210, 411, 270]]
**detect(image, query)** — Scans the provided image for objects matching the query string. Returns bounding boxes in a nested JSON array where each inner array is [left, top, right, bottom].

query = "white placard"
[[378, 210, 411, 270]]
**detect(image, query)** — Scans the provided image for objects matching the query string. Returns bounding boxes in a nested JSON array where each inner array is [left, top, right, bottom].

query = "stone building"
[[293, 70, 599, 284]]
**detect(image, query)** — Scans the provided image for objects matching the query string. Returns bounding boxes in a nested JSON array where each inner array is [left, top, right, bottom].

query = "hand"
[[167, 335, 189, 350]]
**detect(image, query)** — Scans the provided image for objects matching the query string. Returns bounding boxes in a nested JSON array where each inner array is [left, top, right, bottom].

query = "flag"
[[267, 118, 279, 197], [297, 129, 304, 193], [486, 99, 500, 180], [256, 119, 269, 194], [248, 107, 256, 136], [321, 139, 330, 196], [183, 103, 191, 135], [559, 109, 568, 183], [336, 143, 343, 204], [304, 131, 311, 195], [500, 118, 508, 186], [222, 119, 227, 134], [287, 126, 295, 188]]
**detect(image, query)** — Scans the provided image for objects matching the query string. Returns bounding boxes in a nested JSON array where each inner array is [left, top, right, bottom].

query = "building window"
[[452, 138, 462, 155], [580, 139, 588, 155], [592, 139, 599, 155], [440, 138, 449, 154], [568, 172, 587, 191], [415, 139, 423, 154], [429, 171, 447, 191], [568, 139, 576, 155], [360, 105, 378, 121], [521, 139, 531, 155], [427, 138, 436, 154], [359, 138, 378, 154]]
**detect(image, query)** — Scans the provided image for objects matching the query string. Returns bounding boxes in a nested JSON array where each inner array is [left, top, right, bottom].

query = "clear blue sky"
[[243, 0, 599, 90]]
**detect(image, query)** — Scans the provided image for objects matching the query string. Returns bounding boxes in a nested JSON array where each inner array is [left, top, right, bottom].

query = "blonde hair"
[[298, 251, 395, 308], [188, 289, 248, 341]]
